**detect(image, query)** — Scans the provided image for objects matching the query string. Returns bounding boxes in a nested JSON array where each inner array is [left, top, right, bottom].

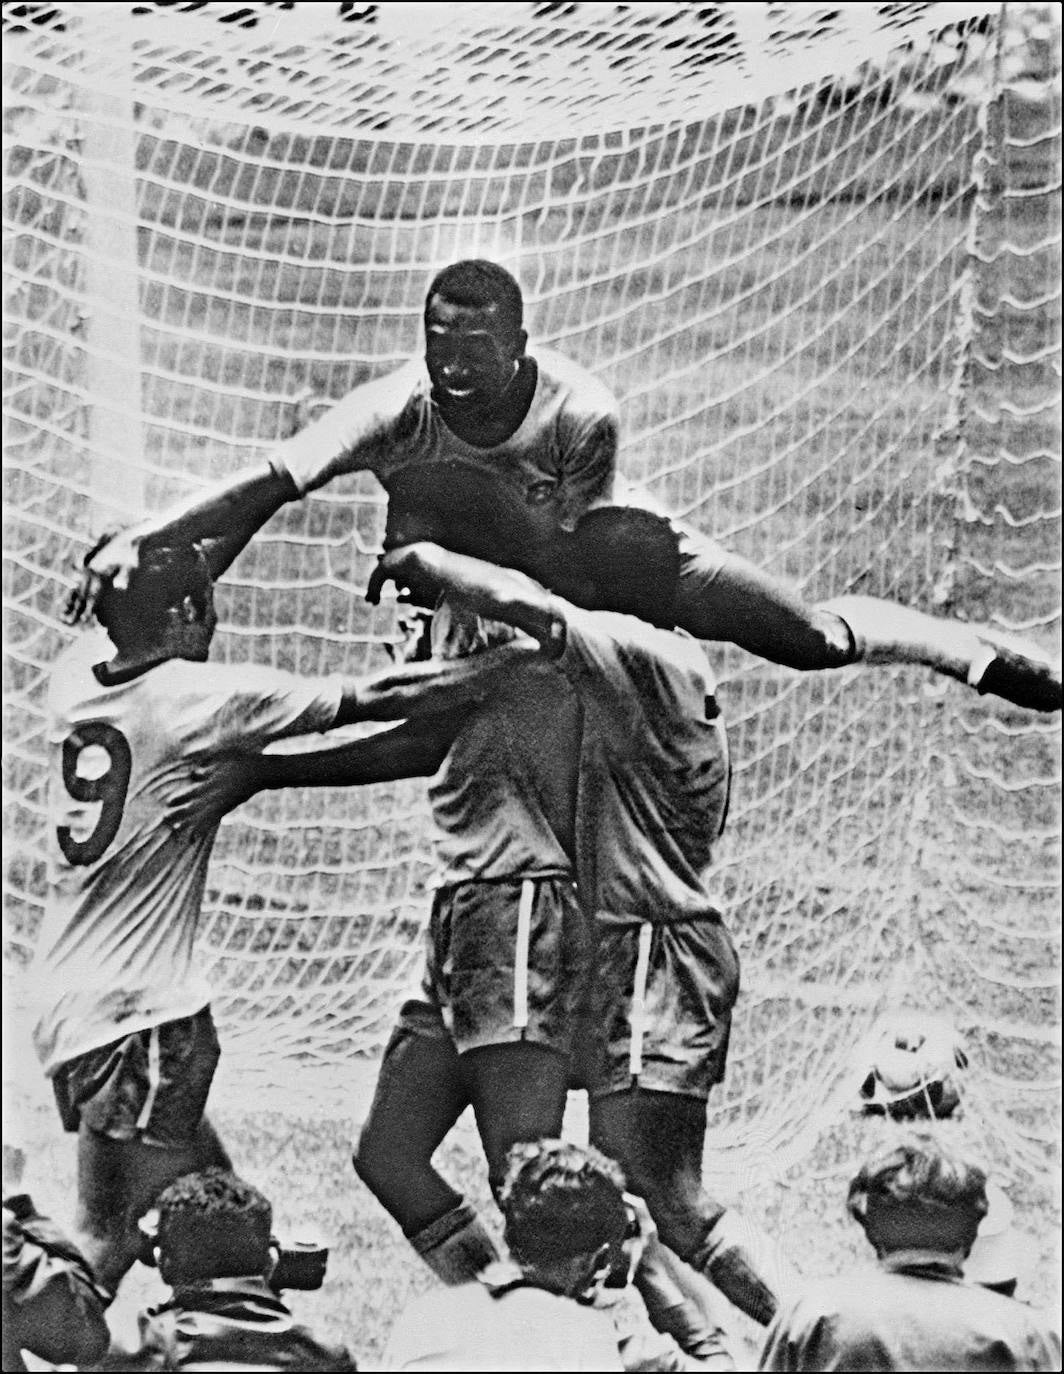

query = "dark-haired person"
[[758, 1137, 1061, 1372], [382, 1140, 628, 1372], [30, 534, 541, 1297], [68, 258, 1059, 714], [129, 1168, 356, 1371]]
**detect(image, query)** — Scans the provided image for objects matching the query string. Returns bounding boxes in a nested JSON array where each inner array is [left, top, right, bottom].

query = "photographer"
[[383, 1139, 729, 1372], [3, 1141, 111, 1372], [127, 1167, 356, 1372]]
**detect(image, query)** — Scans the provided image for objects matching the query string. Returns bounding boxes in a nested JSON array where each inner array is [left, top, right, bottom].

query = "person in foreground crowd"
[[33, 533, 538, 1299], [70, 259, 1061, 715], [756, 1136, 1062, 1372], [382, 1139, 650, 1373], [118, 1167, 356, 1371], [2, 1139, 111, 1373]]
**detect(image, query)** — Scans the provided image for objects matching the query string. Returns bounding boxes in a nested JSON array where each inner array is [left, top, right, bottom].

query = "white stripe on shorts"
[[135, 1024, 162, 1131], [513, 879, 534, 1029], [629, 922, 653, 1076]]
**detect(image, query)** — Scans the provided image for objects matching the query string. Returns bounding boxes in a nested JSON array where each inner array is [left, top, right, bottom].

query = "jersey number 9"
[[57, 723, 132, 866]]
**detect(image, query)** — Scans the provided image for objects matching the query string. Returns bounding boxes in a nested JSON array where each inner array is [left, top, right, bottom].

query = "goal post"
[[3, 2, 1059, 1185]]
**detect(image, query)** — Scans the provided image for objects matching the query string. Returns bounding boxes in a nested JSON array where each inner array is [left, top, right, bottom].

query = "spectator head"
[[154, 1168, 272, 1286], [847, 1136, 989, 1261], [546, 506, 681, 630], [91, 539, 216, 661], [499, 1139, 630, 1300]]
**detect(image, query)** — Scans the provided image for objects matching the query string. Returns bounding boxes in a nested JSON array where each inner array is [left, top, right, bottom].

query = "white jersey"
[[270, 348, 618, 536], [558, 608, 730, 928], [32, 631, 342, 1075]]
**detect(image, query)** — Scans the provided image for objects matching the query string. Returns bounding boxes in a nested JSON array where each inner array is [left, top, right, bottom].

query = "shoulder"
[[565, 610, 711, 686], [534, 348, 619, 424]]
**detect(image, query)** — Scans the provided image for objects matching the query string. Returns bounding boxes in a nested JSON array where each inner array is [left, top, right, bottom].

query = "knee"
[[351, 1122, 388, 1195], [639, 1181, 721, 1265]]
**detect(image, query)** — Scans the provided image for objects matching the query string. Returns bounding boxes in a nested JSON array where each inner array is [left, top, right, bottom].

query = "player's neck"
[[440, 356, 537, 448]]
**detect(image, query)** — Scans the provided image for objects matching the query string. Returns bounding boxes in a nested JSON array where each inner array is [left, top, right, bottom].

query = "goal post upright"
[[76, 2, 145, 531]]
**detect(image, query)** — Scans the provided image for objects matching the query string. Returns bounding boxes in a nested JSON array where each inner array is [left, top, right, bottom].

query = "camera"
[[137, 1209, 329, 1290]]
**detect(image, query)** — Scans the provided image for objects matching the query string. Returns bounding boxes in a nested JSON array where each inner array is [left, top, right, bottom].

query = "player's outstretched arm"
[[367, 543, 562, 651], [817, 595, 1062, 713], [64, 465, 296, 624], [169, 715, 463, 831], [336, 634, 542, 723]]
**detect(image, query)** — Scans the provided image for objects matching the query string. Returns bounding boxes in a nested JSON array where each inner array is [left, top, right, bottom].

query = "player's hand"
[[62, 525, 149, 626], [168, 754, 265, 833], [366, 544, 440, 607]]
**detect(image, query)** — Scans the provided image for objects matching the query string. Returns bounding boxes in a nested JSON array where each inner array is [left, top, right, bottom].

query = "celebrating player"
[[366, 513, 800, 1329], [66, 258, 1061, 713], [30, 533, 540, 1297]]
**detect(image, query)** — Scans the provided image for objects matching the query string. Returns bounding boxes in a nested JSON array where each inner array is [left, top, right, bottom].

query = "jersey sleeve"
[[269, 360, 424, 497], [169, 662, 344, 753], [557, 606, 713, 737], [555, 379, 620, 532]]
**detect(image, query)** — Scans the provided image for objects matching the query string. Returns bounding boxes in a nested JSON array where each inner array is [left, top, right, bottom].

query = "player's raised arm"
[[335, 635, 542, 723]]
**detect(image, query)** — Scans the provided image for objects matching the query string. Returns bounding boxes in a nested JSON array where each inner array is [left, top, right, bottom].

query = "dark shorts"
[[574, 917, 740, 1100], [408, 875, 590, 1056], [52, 1006, 220, 1148]]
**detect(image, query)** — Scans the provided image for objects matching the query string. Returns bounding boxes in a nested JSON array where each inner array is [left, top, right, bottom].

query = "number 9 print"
[[57, 723, 132, 866]]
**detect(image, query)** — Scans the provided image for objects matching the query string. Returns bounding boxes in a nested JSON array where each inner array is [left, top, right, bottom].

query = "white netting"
[[3, 2, 1060, 1184]]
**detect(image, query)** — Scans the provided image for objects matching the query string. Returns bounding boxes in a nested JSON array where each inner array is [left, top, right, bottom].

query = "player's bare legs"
[[590, 1087, 798, 1328], [74, 1116, 230, 1293]]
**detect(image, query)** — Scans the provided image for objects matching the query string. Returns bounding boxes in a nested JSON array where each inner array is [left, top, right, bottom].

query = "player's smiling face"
[[424, 294, 525, 422]]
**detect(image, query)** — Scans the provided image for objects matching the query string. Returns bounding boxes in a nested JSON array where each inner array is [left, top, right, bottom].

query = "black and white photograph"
[[3, 3, 1061, 1369]]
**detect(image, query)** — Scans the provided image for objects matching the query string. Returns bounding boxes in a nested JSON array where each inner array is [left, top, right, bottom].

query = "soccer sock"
[[635, 1235, 733, 1359], [692, 1208, 801, 1327], [407, 1199, 500, 1285]]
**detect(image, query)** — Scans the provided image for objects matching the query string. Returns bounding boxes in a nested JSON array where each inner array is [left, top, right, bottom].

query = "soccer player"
[[31, 534, 539, 1297], [66, 258, 1061, 713], [757, 1137, 1062, 1371], [366, 514, 800, 1328]]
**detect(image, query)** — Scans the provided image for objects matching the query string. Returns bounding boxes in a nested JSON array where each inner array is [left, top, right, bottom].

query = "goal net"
[[4, 1, 1060, 1186]]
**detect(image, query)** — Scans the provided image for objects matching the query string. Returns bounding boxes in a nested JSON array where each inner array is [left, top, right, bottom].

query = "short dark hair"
[[554, 506, 681, 629], [93, 541, 212, 652], [847, 1136, 989, 1256], [425, 259, 524, 336], [155, 1168, 272, 1284], [500, 1139, 628, 1267]]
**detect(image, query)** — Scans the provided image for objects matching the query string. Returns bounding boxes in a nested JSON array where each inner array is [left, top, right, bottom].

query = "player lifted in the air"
[[31, 531, 538, 1300], [68, 259, 1060, 714]]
